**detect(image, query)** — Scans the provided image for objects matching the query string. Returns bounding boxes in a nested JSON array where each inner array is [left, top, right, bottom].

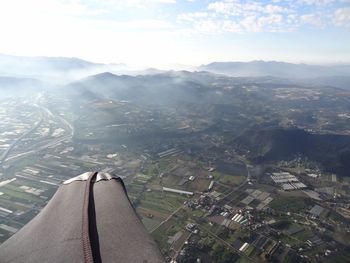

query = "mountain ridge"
[[199, 61, 350, 79]]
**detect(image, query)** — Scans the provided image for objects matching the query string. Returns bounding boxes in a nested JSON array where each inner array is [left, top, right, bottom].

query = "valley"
[[0, 69, 350, 262]]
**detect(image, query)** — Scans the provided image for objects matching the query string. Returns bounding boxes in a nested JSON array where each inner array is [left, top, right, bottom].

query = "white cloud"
[[222, 20, 242, 32], [193, 19, 221, 33], [298, 0, 334, 5], [287, 14, 298, 23], [333, 7, 350, 27], [176, 1, 291, 34], [106, 0, 176, 8], [178, 12, 208, 22], [94, 19, 175, 30], [208, 1, 255, 16], [259, 14, 283, 26], [48, 0, 176, 12], [239, 14, 284, 32], [264, 4, 288, 14], [177, 0, 347, 34], [240, 16, 261, 32], [208, 1, 289, 16], [300, 13, 322, 26]]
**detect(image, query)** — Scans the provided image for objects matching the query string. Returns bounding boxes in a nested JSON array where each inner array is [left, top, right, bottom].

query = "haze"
[[0, 0, 349, 68]]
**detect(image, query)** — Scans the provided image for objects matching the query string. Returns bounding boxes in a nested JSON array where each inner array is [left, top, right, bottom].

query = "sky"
[[0, 0, 349, 68]]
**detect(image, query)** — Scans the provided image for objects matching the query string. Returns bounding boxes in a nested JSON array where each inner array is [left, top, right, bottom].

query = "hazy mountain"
[[199, 61, 350, 79], [63, 70, 348, 106], [64, 71, 216, 105], [0, 54, 101, 74], [0, 54, 127, 84], [0, 76, 44, 98]]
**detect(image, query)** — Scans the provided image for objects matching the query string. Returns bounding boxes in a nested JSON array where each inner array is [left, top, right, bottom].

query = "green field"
[[269, 196, 313, 213], [213, 171, 245, 186], [139, 191, 186, 214], [0, 185, 42, 203], [142, 217, 162, 232]]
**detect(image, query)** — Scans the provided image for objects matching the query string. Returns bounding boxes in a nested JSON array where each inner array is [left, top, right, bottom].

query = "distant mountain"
[[0, 54, 127, 83], [233, 128, 350, 177], [0, 54, 101, 73], [63, 70, 349, 105], [65, 70, 290, 106], [64, 71, 218, 105], [0, 76, 44, 97], [0, 76, 43, 87], [199, 61, 350, 79]]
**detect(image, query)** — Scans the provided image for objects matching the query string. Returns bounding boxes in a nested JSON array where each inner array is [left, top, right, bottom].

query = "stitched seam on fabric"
[[81, 172, 97, 263]]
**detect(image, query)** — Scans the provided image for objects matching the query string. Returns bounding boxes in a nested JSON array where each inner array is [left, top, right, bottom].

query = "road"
[[150, 204, 186, 234], [1, 103, 74, 165], [0, 109, 43, 164]]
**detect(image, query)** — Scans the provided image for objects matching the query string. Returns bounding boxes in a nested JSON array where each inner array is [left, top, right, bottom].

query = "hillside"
[[233, 128, 350, 176]]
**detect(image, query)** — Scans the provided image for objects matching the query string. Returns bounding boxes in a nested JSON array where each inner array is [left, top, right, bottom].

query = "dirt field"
[[188, 178, 210, 192], [137, 207, 170, 220]]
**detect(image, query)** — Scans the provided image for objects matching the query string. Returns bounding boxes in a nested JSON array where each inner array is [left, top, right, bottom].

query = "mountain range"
[[199, 60, 350, 78], [1, 54, 350, 89]]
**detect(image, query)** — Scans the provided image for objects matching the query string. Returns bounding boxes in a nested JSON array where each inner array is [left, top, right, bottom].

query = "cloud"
[[259, 14, 283, 26], [193, 19, 221, 33], [265, 4, 288, 14], [222, 20, 242, 32], [240, 14, 284, 32], [93, 19, 175, 30], [300, 13, 323, 26], [178, 12, 208, 22], [240, 16, 261, 32], [177, 13, 286, 34], [94, 0, 176, 9], [43, 0, 177, 13], [176, 0, 347, 34], [333, 7, 350, 27], [208, 1, 290, 16], [177, 1, 293, 34], [208, 1, 255, 16], [298, 0, 334, 5]]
